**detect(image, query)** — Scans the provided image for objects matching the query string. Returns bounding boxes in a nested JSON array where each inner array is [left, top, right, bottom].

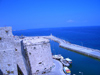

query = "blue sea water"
[[13, 26, 100, 75]]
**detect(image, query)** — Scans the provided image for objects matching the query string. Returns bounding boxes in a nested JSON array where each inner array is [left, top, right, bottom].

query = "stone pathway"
[[44, 59, 66, 75]]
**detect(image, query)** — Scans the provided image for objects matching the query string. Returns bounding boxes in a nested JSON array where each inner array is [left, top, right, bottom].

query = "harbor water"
[[13, 26, 100, 75]]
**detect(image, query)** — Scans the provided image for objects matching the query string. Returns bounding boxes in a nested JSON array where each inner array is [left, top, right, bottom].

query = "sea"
[[13, 26, 100, 75]]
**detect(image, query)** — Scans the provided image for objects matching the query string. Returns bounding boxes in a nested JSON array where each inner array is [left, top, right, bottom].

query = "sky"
[[0, 0, 100, 29]]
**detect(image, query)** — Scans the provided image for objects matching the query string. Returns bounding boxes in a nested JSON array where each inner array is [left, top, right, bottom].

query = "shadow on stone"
[[0, 69, 3, 75], [17, 65, 24, 75]]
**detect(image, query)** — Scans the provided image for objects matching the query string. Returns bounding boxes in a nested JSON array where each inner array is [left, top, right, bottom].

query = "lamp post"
[[79, 72, 83, 75]]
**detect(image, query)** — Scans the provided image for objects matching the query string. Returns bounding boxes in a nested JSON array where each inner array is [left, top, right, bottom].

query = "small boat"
[[52, 54, 63, 60], [60, 59, 70, 67], [63, 67, 71, 75], [65, 58, 72, 64]]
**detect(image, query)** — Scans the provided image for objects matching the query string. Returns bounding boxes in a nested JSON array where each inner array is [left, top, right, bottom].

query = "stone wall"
[[0, 27, 13, 37], [15, 40, 31, 75], [0, 27, 31, 75], [0, 27, 53, 75], [0, 27, 14, 50], [23, 37, 53, 75], [0, 27, 18, 75]]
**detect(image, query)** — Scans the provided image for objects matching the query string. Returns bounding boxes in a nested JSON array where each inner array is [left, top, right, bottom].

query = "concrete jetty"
[[44, 35, 100, 60]]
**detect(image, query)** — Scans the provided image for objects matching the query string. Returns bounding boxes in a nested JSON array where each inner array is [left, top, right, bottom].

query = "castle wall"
[[15, 40, 31, 75], [23, 37, 53, 74], [0, 27, 18, 75], [0, 27, 13, 39], [0, 27, 31, 75], [0, 27, 54, 75]]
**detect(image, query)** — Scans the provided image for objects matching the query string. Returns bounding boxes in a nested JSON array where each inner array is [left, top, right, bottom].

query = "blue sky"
[[0, 0, 100, 29]]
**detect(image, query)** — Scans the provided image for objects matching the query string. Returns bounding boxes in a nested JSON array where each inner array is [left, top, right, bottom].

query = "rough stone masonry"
[[0, 27, 18, 75], [0, 27, 53, 75], [23, 37, 53, 75]]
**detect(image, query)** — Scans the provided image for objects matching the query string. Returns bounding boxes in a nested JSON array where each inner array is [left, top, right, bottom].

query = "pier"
[[44, 35, 100, 60]]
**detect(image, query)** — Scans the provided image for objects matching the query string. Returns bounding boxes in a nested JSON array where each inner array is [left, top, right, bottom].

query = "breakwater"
[[44, 35, 100, 60]]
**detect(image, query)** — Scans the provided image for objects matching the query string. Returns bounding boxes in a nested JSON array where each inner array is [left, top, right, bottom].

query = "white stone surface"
[[23, 37, 49, 45], [23, 37, 53, 75], [0, 50, 18, 75], [0, 27, 66, 75], [15, 40, 29, 75], [0, 27, 13, 37], [0, 27, 18, 75]]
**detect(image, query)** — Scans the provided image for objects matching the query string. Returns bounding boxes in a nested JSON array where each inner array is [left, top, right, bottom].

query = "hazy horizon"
[[0, 0, 100, 30], [11, 25, 100, 31]]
